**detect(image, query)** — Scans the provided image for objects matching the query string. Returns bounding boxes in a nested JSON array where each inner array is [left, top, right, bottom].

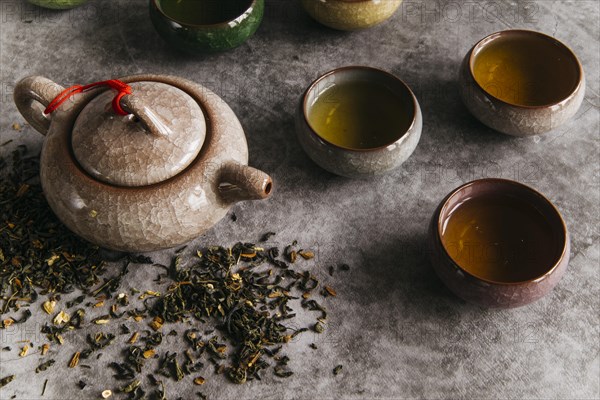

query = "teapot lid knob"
[[71, 81, 206, 187]]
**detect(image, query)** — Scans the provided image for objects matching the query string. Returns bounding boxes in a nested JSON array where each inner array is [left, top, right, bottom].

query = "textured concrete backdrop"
[[0, 1, 598, 399]]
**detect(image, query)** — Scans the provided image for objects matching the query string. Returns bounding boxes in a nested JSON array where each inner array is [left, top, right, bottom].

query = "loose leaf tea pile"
[[0, 146, 344, 398], [0, 145, 106, 318]]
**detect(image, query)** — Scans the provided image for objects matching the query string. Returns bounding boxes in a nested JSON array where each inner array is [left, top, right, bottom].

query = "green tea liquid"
[[307, 81, 411, 150], [158, 0, 252, 25]]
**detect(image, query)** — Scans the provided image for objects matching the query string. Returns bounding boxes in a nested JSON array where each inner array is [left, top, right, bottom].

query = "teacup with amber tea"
[[459, 30, 585, 136], [429, 179, 570, 308]]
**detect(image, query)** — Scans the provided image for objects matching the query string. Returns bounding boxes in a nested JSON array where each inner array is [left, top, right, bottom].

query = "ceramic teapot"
[[14, 74, 273, 252]]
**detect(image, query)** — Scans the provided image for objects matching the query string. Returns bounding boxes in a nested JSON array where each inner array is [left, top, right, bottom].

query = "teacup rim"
[[301, 65, 418, 153], [151, 0, 258, 28], [468, 29, 584, 109], [436, 178, 569, 286]]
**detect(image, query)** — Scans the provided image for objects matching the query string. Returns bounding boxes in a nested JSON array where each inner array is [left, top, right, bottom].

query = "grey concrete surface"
[[0, 1, 599, 399]]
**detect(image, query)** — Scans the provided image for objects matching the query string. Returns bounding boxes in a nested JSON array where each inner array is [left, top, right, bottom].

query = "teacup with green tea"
[[296, 66, 422, 178], [150, 0, 264, 53]]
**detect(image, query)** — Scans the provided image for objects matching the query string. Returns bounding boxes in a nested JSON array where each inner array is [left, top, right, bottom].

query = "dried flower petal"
[[53, 311, 70, 325], [69, 352, 80, 368], [42, 300, 56, 315]]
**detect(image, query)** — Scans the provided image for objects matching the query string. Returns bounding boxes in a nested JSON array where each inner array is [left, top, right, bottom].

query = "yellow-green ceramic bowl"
[[302, 0, 403, 31], [28, 0, 88, 9]]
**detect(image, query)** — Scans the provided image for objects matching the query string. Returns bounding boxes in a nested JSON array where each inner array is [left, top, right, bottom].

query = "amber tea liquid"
[[441, 194, 558, 282], [472, 33, 579, 106], [307, 81, 412, 150]]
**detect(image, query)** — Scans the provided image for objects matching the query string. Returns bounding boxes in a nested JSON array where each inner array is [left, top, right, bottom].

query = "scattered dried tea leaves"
[[1, 146, 347, 396], [0, 375, 15, 388]]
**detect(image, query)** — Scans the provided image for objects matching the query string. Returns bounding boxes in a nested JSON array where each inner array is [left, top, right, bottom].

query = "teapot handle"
[[218, 162, 273, 204], [13, 76, 65, 136]]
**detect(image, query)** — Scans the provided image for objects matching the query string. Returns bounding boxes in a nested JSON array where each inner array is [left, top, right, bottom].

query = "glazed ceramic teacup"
[[149, 0, 264, 53], [28, 0, 88, 9], [302, 0, 403, 31], [296, 66, 422, 178], [459, 30, 585, 136], [428, 179, 570, 308]]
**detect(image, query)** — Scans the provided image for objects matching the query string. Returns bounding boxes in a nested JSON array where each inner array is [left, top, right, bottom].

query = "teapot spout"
[[218, 162, 273, 204]]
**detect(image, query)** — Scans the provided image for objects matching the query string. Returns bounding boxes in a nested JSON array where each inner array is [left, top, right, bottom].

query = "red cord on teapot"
[[44, 80, 132, 116]]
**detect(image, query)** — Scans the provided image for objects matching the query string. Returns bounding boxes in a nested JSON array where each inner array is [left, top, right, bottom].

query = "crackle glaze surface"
[[428, 179, 570, 308], [296, 67, 422, 178], [15, 75, 272, 252], [459, 34, 586, 137], [302, 0, 403, 31], [149, 0, 264, 53], [72, 82, 206, 186]]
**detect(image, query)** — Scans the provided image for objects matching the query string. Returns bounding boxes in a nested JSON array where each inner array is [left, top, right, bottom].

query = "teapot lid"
[[72, 81, 206, 186]]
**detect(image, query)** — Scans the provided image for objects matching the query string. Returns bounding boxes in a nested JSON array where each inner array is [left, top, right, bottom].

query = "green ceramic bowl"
[[150, 0, 264, 53], [28, 0, 88, 9]]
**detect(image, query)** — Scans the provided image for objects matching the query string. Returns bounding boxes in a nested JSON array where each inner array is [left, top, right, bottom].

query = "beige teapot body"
[[14, 74, 272, 252]]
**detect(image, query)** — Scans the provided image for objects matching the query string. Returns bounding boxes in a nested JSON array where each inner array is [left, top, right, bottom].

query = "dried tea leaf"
[[36, 359, 56, 373], [120, 379, 141, 393], [260, 232, 276, 242], [0, 375, 15, 388], [333, 365, 343, 375]]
